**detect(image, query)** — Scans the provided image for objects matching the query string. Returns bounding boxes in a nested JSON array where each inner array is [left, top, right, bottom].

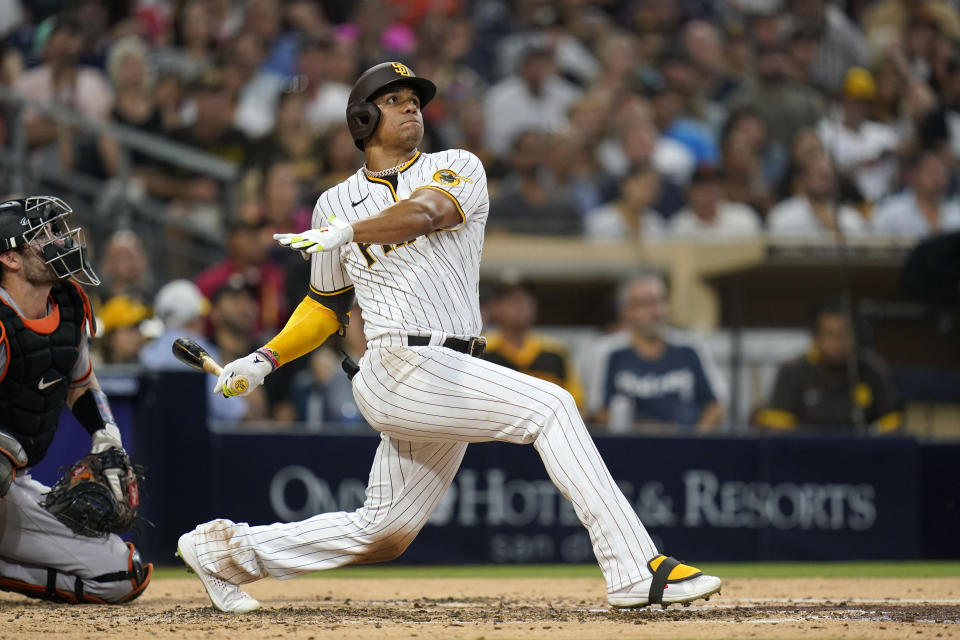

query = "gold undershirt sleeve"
[[263, 296, 343, 367]]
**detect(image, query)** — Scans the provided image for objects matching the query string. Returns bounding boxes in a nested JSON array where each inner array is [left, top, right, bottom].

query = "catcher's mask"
[[346, 61, 436, 151], [0, 196, 100, 286]]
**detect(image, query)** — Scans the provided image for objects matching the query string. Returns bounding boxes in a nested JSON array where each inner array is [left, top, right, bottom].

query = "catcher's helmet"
[[346, 61, 436, 150], [0, 196, 100, 286]]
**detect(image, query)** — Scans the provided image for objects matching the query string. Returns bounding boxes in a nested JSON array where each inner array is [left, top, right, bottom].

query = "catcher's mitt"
[[41, 449, 142, 537]]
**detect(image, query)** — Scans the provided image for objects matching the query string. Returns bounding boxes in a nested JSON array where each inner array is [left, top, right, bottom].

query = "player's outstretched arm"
[[213, 296, 343, 398], [275, 215, 354, 253], [274, 188, 461, 253]]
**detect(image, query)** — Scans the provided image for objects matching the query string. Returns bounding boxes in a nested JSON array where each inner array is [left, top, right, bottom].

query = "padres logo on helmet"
[[432, 169, 474, 187], [391, 62, 412, 77]]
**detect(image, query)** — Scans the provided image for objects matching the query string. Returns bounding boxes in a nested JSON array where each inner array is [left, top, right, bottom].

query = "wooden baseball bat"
[[171, 337, 249, 395]]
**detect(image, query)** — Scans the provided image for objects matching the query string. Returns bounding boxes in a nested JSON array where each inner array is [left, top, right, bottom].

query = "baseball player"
[[176, 62, 720, 613], [0, 196, 152, 603]]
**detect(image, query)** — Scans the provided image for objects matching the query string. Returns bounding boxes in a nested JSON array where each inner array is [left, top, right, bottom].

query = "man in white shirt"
[[668, 166, 761, 239], [585, 165, 666, 242], [872, 149, 960, 236], [483, 42, 581, 157], [768, 153, 867, 236], [817, 67, 900, 203]]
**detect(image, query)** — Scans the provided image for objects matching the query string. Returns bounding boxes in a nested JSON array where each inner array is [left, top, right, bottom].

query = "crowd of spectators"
[[7, 1, 960, 240], [1, 0, 955, 431]]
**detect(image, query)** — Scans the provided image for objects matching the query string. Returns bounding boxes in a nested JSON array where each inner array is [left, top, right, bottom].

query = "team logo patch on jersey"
[[433, 169, 473, 187]]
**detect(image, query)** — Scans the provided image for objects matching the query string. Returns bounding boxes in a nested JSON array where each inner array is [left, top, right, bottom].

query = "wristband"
[[256, 347, 279, 371], [72, 388, 117, 436]]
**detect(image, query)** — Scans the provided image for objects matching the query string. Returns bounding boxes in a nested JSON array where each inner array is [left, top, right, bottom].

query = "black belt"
[[407, 335, 487, 357]]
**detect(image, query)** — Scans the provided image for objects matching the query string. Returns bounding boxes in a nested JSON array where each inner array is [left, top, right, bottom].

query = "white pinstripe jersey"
[[309, 149, 489, 343]]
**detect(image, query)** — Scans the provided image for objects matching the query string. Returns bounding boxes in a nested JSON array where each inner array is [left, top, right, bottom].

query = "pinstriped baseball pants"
[[193, 345, 659, 593]]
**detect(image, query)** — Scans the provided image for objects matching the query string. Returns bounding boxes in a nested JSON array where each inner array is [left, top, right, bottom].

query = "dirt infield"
[[1, 576, 959, 640]]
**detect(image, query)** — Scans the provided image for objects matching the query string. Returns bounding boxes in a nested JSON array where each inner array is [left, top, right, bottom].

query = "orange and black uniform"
[[754, 348, 902, 433], [0, 281, 94, 465], [0, 281, 152, 604], [481, 330, 584, 409]]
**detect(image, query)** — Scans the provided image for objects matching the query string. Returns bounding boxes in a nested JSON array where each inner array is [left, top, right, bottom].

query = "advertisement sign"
[[120, 373, 936, 564], [204, 434, 918, 563]]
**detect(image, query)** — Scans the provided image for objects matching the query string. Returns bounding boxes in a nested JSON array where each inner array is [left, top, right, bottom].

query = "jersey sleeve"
[[688, 342, 724, 405], [414, 150, 488, 231], [67, 281, 95, 386], [0, 323, 7, 383], [754, 363, 801, 430], [69, 324, 93, 387], [308, 192, 355, 321], [861, 354, 903, 432], [691, 359, 717, 406]]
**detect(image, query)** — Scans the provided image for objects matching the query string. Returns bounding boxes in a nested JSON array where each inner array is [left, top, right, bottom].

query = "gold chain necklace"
[[362, 152, 418, 178]]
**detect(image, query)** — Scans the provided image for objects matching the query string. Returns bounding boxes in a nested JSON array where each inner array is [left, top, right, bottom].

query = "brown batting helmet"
[[346, 62, 436, 150]]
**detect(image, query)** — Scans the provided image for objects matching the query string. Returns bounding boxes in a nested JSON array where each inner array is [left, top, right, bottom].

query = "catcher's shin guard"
[[0, 542, 152, 604], [110, 542, 153, 603]]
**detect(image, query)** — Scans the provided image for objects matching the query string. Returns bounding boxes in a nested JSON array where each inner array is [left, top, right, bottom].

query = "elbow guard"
[[306, 285, 354, 334]]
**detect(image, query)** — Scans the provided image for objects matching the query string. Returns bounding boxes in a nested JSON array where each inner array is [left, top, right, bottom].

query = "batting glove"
[[274, 215, 354, 253], [214, 350, 275, 398], [90, 423, 126, 505]]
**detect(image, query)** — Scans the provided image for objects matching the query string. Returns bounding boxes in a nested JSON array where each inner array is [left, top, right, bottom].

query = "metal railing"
[[0, 85, 241, 279]]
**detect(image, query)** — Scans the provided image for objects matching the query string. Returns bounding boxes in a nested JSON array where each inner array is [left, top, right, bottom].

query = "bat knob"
[[222, 375, 250, 397]]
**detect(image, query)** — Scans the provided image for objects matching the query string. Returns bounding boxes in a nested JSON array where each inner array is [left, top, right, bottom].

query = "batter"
[[176, 62, 720, 613]]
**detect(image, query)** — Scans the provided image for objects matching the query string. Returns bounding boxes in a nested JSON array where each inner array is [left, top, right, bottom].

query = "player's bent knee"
[[106, 563, 153, 604], [96, 542, 154, 604], [357, 535, 415, 564], [352, 520, 421, 563], [542, 388, 579, 423]]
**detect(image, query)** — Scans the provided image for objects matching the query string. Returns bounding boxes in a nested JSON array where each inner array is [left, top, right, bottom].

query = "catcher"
[[0, 196, 151, 603]]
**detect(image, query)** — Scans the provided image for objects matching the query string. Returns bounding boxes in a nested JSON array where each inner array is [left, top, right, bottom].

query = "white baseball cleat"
[[608, 555, 721, 609], [176, 531, 261, 613]]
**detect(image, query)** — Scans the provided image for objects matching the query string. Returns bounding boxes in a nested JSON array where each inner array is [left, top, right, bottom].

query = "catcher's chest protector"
[[0, 283, 86, 466]]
